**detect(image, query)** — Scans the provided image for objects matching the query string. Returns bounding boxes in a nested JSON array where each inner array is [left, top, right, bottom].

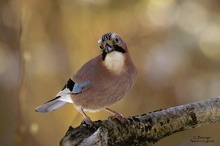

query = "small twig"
[[60, 96, 220, 146]]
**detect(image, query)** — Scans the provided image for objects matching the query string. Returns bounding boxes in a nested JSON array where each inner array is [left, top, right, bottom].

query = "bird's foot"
[[82, 116, 94, 127], [105, 108, 128, 123], [108, 112, 128, 123]]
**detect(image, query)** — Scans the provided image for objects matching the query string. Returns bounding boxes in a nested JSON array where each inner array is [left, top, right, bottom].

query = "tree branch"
[[60, 96, 220, 146]]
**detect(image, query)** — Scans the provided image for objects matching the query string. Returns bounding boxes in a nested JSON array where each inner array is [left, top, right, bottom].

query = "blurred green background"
[[1, 0, 220, 145]]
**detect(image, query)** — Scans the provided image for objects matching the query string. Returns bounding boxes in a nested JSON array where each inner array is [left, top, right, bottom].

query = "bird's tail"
[[35, 96, 68, 113]]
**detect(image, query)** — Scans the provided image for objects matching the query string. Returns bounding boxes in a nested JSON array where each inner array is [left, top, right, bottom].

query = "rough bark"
[[60, 96, 220, 146]]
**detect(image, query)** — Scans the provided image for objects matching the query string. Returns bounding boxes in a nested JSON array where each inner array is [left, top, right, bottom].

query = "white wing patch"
[[55, 80, 90, 103], [57, 94, 73, 103], [104, 51, 125, 74]]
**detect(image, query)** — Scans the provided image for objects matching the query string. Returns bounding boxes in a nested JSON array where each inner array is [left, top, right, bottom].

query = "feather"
[[35, 96, 68, 113], [35, 80, 90, 113], [72, 80, 90, 94], [58, 95, 73, 103]]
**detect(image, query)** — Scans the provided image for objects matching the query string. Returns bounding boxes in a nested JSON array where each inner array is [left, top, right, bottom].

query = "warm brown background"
[[1, 0, 220, 146]]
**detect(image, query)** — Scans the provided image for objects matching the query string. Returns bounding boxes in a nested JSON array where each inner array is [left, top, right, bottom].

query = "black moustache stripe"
[[114, 45, 126, 53], [102, 45, 126, 61], [102, 51, 107, 60]]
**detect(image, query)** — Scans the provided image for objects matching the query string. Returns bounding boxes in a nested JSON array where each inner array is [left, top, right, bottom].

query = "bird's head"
[[98, 32, 127, 60], [98, 32, 129, 74]]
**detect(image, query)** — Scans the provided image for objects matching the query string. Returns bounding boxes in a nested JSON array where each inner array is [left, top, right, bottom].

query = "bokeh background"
[[1, 0, 220, 145]]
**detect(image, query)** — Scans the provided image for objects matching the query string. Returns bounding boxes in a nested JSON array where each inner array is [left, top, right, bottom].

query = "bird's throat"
[[103, 51, 126, 74]]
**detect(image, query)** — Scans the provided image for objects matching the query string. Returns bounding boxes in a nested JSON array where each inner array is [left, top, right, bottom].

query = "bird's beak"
[[105, 43, 114, 53]]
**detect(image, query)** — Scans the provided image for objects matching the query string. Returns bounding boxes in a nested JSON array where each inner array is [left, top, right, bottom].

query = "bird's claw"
[[81, 117, 94, 127], [108, 113, 128, 123]]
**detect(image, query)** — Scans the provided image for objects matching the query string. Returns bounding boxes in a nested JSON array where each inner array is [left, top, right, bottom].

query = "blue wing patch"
[[72, 80, 90, 94]]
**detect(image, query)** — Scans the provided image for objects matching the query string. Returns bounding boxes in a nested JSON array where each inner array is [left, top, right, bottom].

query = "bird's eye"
[[115, 36, 120, 44]]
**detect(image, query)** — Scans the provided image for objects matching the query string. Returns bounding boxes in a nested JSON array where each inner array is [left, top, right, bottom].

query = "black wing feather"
[[61, 78, 75, 91]]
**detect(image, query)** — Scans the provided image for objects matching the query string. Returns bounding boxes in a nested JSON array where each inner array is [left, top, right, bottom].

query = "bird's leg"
[[105, 108, 127, 123], [77, 107, 93, 127]]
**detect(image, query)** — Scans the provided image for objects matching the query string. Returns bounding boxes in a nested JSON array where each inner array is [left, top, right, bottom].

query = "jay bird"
[[35, 32, 137, 126]]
